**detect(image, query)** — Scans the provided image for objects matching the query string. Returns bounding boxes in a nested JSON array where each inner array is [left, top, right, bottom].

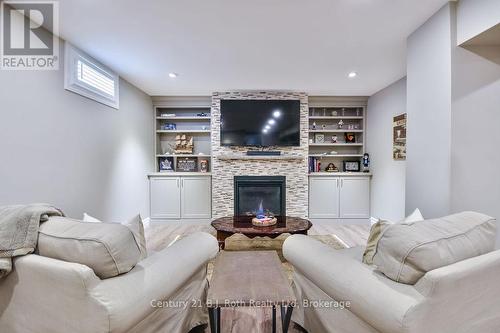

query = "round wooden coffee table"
[[211, 216, 312, 249]]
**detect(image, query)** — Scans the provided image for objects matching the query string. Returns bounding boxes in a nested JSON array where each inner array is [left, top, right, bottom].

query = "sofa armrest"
[[412, 250, 500, 332], [90, 231, 219, 332], [283, 234, 423, 333], [0, 254, 108, 333]]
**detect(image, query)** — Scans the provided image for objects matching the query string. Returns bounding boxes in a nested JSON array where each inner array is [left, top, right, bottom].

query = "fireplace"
[[234, 176, 286, 217]]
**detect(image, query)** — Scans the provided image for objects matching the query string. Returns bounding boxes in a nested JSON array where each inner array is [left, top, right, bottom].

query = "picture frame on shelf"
[[343, 160, 360, 172], [159, 157, 174, 172], [177, 158, 198, 172], [344, 132, 356, 143], [314, 133, 325, 143]]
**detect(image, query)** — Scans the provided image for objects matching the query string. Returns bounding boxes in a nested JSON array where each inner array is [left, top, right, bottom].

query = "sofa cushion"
[[363, 208, 424, 265], [373, 211, 496, 284], [38, 216, 141, 279], [83, 213, 147, 260]]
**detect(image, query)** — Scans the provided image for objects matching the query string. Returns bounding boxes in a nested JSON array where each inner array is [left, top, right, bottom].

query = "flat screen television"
[[220, 99, 301, 147]]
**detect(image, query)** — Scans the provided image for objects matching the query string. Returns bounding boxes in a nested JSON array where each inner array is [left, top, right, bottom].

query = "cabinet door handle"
[[341, 179, 343, 187], [177, 179, 179, 188], [181, 179, 184, 188], [336, 179, 339, 188]]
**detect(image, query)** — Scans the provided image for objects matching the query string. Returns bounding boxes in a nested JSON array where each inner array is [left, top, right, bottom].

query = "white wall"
[[0, 42, 154, 221], [405, 3, 454, 218], [457, 0, 500, 45], [366, 78, 406, 221], [451, 16, 500, 246]]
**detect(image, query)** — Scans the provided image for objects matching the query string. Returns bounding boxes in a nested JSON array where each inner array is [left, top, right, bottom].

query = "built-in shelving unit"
[[154, 103, 212, 173], [308, 98, 367, 173]]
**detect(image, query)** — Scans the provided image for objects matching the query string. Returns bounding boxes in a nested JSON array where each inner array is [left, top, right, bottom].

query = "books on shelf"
[[309, 157, 322, 172]]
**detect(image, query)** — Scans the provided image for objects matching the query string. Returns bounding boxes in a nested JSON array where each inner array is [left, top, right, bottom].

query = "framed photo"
[[343, 160, 360, 172], [177, 158, 197, 172], [344, 132, 356, 143], [314, 133, 325, 143], [159, 157, 174, 172], [393, 113, 407, 160]]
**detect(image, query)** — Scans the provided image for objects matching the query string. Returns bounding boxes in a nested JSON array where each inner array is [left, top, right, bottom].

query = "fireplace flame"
[[256, 200, 265, 219]]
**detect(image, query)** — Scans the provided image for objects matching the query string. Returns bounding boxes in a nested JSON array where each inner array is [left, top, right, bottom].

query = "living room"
[[1, 0, 499, 332]]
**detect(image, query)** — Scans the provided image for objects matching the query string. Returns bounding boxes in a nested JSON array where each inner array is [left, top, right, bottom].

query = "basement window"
[[64, 43, 119, 109]]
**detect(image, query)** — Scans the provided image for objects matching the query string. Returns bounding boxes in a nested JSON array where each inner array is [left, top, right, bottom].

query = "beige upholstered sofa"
[[0, 230, 219, 333], [283, 213, 500, 333]]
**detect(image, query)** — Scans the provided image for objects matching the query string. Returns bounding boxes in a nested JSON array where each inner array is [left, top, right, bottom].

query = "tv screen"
[[220, 99, 301, 147]]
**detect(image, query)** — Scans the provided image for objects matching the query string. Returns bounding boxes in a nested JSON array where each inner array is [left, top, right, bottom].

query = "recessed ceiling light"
[[262, 129, 268, 133], [168, 72, 178, 78], [265, 125, 271, 130], [268, 119, 276, 125], [273, 110, 281, 118], [348, 71, 357, 78]]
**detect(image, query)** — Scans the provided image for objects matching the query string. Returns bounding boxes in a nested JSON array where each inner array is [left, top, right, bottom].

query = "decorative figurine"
[[331, 110, 338, 116], [174, 134, 194, 154], [363, 153, 370, 172], [325, 163, 339, 172], [331, 135, 338, 143], [338, 119, 344, 129], [312, 121, 317, 130], [196, 112, 208, 117], [322, 124, 326, 130]]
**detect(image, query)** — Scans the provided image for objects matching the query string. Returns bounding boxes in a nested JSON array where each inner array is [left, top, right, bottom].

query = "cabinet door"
[[309, 177, 340, 218], [150, 177, 181, 219], [181, 177, 212, 219], [339, 177, 370, 218]]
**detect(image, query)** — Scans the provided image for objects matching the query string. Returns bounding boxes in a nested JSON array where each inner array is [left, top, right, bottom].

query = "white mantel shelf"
[[309, 172, 372, 177], [216, 154, 305, 161]]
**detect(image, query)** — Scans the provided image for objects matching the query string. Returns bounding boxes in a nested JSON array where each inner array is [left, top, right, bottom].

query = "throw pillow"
[[82, 213, 147, 260], [362, 208, 424, 265]]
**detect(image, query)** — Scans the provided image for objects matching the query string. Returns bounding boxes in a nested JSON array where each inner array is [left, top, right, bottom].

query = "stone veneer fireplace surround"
[[211, 91, 309, 218]]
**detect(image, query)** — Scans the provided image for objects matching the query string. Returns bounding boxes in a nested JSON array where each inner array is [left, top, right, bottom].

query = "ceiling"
[[56, 0, 450, 96]]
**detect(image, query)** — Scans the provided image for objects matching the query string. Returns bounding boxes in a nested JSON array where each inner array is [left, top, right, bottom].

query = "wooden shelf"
[[309, 154, 363, 158], [309, 116, 363, 120], [156, 154, 211, 158], [309, 129, 363, 133], [156, 116, 211, 120], [156, 130, 211, 134], [309, 143, 363, 146]]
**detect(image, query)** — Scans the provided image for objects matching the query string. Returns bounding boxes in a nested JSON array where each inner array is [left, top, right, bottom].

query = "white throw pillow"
[[82, 213, 147, 260], [403, 208, 424, 223], [83, 212, 101, 223]]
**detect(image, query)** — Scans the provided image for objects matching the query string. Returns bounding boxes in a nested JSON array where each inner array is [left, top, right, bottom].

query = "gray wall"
[[405, 3, 454, 217], [0, 42, 154, 221], [366, 78, 407, 221]]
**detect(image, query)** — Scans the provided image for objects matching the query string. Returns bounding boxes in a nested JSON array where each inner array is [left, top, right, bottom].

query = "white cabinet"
[[339, 177, 370, 218], [309, 175, 370, 222], [149, 175, 211, 222], [309, 177, 340, 218], [181, 177, 212, 219], [150, 177, 181, 219]]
